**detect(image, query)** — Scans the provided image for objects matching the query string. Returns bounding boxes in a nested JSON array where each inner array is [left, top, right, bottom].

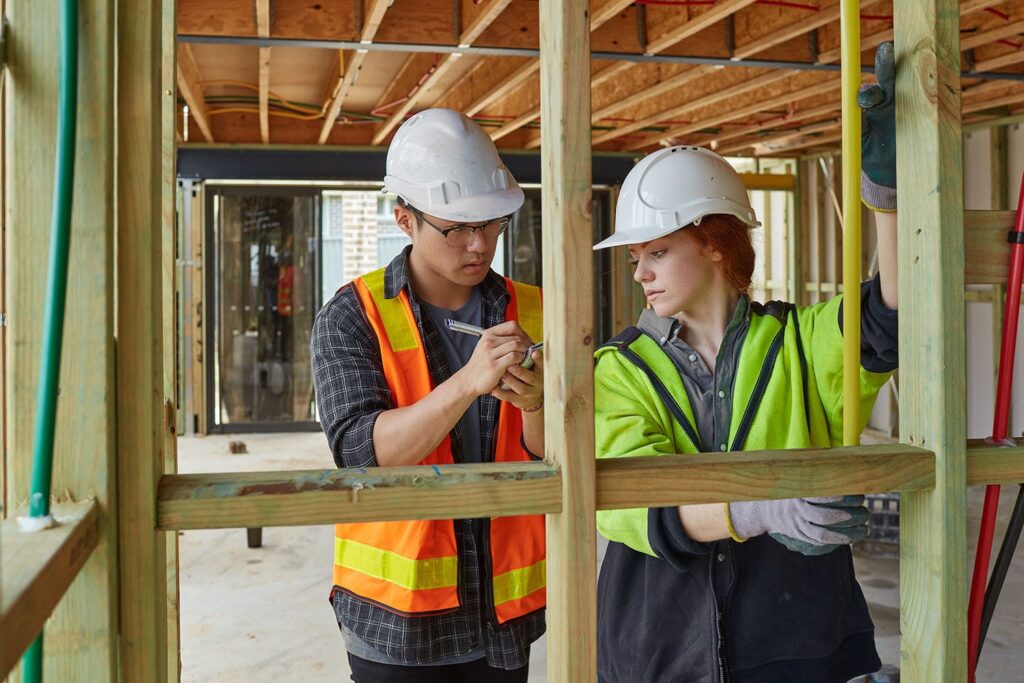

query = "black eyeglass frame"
[[408, 206, 512, 246]]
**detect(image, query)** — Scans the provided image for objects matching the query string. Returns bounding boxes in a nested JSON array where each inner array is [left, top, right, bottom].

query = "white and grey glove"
[[728, 495, 870, 556]]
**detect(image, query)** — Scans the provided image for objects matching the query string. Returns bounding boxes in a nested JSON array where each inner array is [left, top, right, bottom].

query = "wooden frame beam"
[[256, 0, 271, 143], [465, 59, 539, 116], [644, 0, 759, 55], [732, 0, 885, 60], [965, 209, 1017, 284], [118, 0, 172, 678], [818, 3, 1020, 69], [6, 1, 120, 677], [601, 69, 793, 148], [159, 0, 180, 677], [491, 104, 540, 141], [155, 444, 941, 526], [371, 53, 462, 144], [0, 501, 100, 679], [540, 0, 596, 679], [817, 27, 892, 65], [961, 18, 1024, 52], [776, 130, 844, 154], [507, 0, 785, 145], [459, 0, 635, 140], [639, 76, 840, 148], [592, 65, 711, 123], [723, 85, 1024, 157], [966, 88, 1024, 115], [458, 0, 514, 47], [318, 0, 391, 144], [960, 0, 1009, 14], [592, 61, 634, 89], [717, 117, 840, 155], [371, 0, 514, 145], [694, 99, 842, 148], [967, 443, 1024, 484], [175, 43, 213, 143], [158, 463, 563, 530], [590, 0, 636, 31], [597, 445, 934, 510], [975, 48, 1024, 74], [524, 0, 1003, 148], [370, 52, 434, 118], [895, 0, 967, 675]]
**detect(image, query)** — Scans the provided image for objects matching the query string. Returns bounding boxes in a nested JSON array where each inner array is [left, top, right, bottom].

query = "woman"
[[591, 50, 898, 682]]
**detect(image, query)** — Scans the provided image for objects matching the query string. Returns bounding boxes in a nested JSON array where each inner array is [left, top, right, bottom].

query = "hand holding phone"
[[519, 342, 544, 370]]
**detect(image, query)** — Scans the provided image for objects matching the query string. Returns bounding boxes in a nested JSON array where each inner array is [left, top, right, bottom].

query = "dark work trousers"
[[347, 653, 530, 683]]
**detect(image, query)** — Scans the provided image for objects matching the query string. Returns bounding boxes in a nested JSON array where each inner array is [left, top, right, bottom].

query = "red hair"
[[689, 214, 756, 293]]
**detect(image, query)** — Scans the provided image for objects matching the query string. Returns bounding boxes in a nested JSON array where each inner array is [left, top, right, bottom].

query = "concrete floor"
[[178, 433, 1024, 682]]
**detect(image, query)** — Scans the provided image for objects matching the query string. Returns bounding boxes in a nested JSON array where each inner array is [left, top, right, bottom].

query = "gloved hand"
[[859, 41, 896, 212], [728, 495, 870, 557]]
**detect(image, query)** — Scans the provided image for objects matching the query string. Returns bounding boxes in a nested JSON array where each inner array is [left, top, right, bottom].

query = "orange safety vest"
[[334, 268, 546, 624]]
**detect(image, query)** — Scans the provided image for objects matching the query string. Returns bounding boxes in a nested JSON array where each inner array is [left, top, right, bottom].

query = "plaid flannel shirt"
[[310, 247, 545, 669]]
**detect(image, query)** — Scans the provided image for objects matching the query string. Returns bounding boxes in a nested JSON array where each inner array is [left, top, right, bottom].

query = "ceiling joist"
[[598, 70, 793, 148], [318, 0, 392, 144], [176, 43, 214, 142], [257, 0, 271, 143], [732, 0, 885, 61], [174, 0, 1024, 150], [644, 0, 759, 55], [371, 0, 515, 145]]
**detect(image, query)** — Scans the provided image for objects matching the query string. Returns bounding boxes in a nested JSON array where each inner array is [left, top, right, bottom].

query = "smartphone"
[[519, 341, 544, 370], [498, 342, 544, 391]]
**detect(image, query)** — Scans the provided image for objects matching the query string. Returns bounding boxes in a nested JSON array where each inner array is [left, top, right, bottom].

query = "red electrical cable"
[[755, 0, 818, 10], [633, 0, 715, 5], [968, 173, 1024, 681], [370, 54, 440, 118]]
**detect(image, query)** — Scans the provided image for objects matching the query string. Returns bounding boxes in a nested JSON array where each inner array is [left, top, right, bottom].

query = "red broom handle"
[[968, 172, 1024, 680]]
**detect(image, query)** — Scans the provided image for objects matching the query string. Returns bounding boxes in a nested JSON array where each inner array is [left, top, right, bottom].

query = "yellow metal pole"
[[840, 0, 862, 445]]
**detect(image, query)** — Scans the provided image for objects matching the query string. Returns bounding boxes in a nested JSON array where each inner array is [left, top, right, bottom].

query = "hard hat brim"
[[400, 186, 525, 223], [434, 186, 525, 222], [593, 215, 761, 250]]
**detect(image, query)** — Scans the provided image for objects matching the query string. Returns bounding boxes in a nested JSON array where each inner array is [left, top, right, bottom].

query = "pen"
[[445, 318, 544, 373], [444, 319, 486, 336]]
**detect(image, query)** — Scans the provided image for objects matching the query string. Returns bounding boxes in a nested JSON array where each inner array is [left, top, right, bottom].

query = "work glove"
[[859, 41, 896, 213], [728, 495, 870, 557]]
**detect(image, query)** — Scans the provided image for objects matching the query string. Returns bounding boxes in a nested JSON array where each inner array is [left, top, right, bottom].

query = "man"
[[311, 108, 546, 682]]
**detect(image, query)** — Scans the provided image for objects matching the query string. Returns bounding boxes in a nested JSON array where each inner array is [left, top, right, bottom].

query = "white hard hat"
[[593, 146, 760, 250], [383, 108, 524, 222]]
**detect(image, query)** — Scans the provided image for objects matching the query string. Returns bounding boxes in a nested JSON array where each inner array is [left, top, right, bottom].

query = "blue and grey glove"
[[729, 495, 870, 557], [859, 41, 896, 212]]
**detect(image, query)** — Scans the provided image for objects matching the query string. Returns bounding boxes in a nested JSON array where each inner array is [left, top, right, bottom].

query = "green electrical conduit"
[[19, 0, 78, 679]]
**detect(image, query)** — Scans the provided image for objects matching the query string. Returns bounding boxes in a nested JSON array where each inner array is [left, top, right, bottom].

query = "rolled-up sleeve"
[[836, 273, 899, 373], [310, 286, 391, 468], [858, 273, 898, 373]]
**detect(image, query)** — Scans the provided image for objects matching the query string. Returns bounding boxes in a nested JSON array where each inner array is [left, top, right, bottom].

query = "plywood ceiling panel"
[[176, 0, 1024, 152]]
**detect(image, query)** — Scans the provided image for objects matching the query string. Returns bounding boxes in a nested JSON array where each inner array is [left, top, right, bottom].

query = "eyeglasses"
[[410, 208, 511, 248]]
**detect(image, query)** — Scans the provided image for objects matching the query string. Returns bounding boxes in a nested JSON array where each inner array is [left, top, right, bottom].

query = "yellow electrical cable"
[[206, 107, 324, 121], [198, 79, 329, 116], [840, 0, 862, 446]]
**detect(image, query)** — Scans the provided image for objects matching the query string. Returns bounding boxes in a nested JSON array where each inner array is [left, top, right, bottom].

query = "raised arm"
[[860, 41, 898, 310]]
